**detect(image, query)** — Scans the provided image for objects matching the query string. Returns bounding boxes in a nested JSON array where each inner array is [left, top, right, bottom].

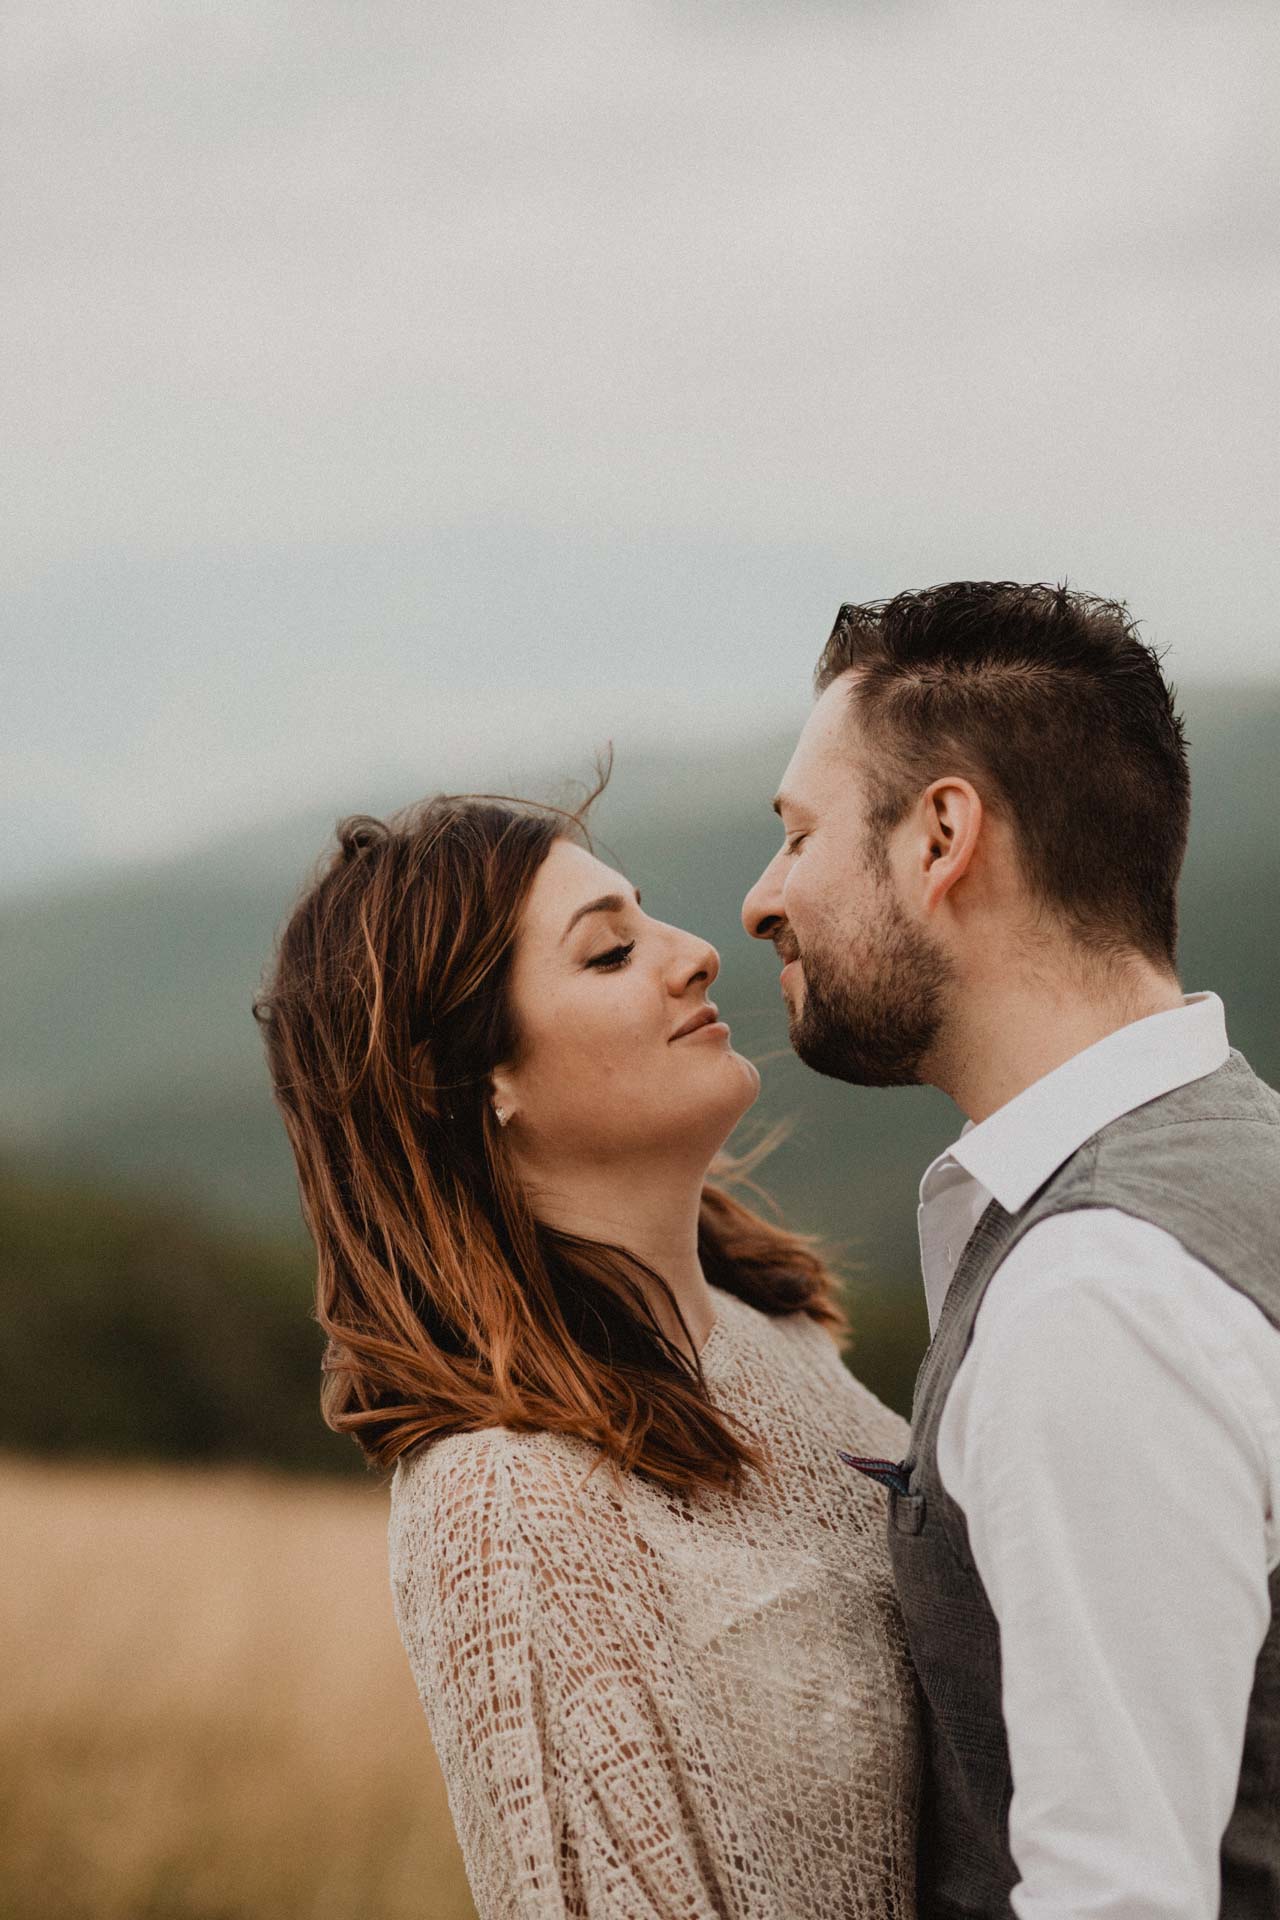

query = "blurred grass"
[[0, 1455, 476, 1920]]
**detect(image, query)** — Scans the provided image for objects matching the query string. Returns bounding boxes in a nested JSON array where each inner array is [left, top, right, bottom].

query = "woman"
[[256, 782, 920, 1919]]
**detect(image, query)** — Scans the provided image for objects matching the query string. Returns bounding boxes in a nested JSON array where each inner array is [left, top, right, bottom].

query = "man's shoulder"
[[1020, 1053, 1277, 1316], [985, 1208, 1215, 1321], [1094, 1049, 1280, 1159]]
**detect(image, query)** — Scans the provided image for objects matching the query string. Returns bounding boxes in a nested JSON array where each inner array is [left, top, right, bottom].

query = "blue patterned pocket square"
[[837, 1451, 912, 1497]]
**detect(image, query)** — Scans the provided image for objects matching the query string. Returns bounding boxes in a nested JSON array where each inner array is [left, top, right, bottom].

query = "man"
[[742, 581, 1279, 1919]]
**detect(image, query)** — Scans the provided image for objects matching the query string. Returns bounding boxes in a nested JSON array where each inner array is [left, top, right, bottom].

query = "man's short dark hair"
[[815, 581, 1191, 969]]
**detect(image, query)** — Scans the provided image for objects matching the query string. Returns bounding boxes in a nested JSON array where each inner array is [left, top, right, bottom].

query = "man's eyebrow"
[[560, 889, 641, 943], [772, 791, 799, 819]]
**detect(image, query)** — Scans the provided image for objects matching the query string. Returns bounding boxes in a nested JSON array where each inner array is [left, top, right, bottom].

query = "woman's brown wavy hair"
[[255, 778, 846, 1495]]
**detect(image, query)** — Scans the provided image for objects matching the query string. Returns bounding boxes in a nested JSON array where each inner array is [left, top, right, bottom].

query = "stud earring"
[[494, 1105, 508, 1127]]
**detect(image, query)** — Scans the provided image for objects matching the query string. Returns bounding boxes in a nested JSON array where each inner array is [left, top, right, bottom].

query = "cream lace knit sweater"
[[389, 1285, 921, 1919]]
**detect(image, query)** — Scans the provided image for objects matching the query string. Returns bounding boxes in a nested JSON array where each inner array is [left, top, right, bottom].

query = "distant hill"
[[0, 1161, 355, 1473], [3, 686, 1277, 1423]]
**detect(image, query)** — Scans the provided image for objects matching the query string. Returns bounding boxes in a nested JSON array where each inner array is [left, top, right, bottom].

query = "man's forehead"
[[776, 681, 858, 808]]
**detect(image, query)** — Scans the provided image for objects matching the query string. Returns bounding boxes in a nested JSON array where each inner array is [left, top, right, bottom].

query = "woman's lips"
[[673, 1019, 731, 1041]]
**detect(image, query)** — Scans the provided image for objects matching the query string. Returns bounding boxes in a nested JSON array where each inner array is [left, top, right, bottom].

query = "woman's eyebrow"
[[560, 888, 641, 943]]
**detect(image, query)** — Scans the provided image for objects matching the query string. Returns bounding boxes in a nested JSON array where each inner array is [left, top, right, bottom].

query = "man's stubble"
[[788, 863, 953, 1089]]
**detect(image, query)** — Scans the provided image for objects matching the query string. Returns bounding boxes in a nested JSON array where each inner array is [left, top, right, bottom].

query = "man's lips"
[[669, 1003, 725, 1041], [779, 959, 801, 990]]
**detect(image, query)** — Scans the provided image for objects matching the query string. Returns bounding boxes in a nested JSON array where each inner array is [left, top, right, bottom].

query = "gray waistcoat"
[[889, 1048, 1280, 1919]]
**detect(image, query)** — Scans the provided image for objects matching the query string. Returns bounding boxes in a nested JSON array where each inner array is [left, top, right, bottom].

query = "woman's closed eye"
[[585, 941, 636, 971]]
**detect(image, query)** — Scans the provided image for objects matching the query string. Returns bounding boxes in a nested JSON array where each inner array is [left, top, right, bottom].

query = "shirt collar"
[[936, 991, 1230, 1214]]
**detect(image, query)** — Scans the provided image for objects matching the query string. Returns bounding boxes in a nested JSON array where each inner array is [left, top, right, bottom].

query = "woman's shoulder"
[[394, 1422, 591, 1513], [389, 1425, 615, 1577], [389, 1425, 665, 1652]]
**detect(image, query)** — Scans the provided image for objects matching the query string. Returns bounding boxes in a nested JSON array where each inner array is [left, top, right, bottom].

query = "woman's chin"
[[674, 1054, 760, 1155], [718, 1049, 763, 1121], [733, 1050, 763, 1101]]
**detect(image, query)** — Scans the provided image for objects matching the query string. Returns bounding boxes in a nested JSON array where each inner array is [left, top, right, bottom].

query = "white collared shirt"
[[918, 991, 1280, 1920]]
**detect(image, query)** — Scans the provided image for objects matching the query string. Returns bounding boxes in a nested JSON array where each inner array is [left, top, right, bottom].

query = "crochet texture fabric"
[[389, 1285, 921, 1919]]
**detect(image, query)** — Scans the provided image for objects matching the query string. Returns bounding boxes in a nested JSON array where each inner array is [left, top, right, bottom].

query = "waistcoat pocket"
[[889, 1488, 926, 1535]]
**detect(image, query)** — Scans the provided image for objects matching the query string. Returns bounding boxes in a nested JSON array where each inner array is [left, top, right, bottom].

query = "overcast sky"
[[5, 0, 1277, 895]]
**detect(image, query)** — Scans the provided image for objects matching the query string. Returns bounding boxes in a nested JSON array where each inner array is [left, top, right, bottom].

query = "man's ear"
[[918, 777, 983, 913]]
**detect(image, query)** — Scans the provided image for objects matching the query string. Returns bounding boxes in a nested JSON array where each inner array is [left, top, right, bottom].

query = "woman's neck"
[[520, 1156, 717, 1362]]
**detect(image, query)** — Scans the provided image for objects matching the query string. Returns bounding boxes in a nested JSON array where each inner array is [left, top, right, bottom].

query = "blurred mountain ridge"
[[3, 685, 1276, 1439]]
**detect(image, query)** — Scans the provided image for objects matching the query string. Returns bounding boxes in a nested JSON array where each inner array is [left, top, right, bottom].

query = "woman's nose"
[[678, 934, 719, 991]]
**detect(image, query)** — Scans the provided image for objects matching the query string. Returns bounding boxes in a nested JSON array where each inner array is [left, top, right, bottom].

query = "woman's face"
[[493, 838, 760, 1169]]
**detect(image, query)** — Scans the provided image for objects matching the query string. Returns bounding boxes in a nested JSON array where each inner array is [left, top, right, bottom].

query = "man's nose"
[[741, 859, 784, 942]]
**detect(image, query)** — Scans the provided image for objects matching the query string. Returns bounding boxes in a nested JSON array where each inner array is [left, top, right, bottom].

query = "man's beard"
[[788, 888, 952, 1088]]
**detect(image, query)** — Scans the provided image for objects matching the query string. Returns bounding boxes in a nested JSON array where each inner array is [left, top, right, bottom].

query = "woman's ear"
[[489, 1066, 517, 1129]]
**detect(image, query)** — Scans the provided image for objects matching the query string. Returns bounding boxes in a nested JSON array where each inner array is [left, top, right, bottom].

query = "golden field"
[[0, 1455, 477, 1920]]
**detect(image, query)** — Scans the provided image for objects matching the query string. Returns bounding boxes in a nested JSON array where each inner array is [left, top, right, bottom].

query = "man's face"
[[741, 676, 953, 1087]]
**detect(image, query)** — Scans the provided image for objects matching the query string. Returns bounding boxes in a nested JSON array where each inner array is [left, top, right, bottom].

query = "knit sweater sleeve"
[[389, 1433, 730, 1920]]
